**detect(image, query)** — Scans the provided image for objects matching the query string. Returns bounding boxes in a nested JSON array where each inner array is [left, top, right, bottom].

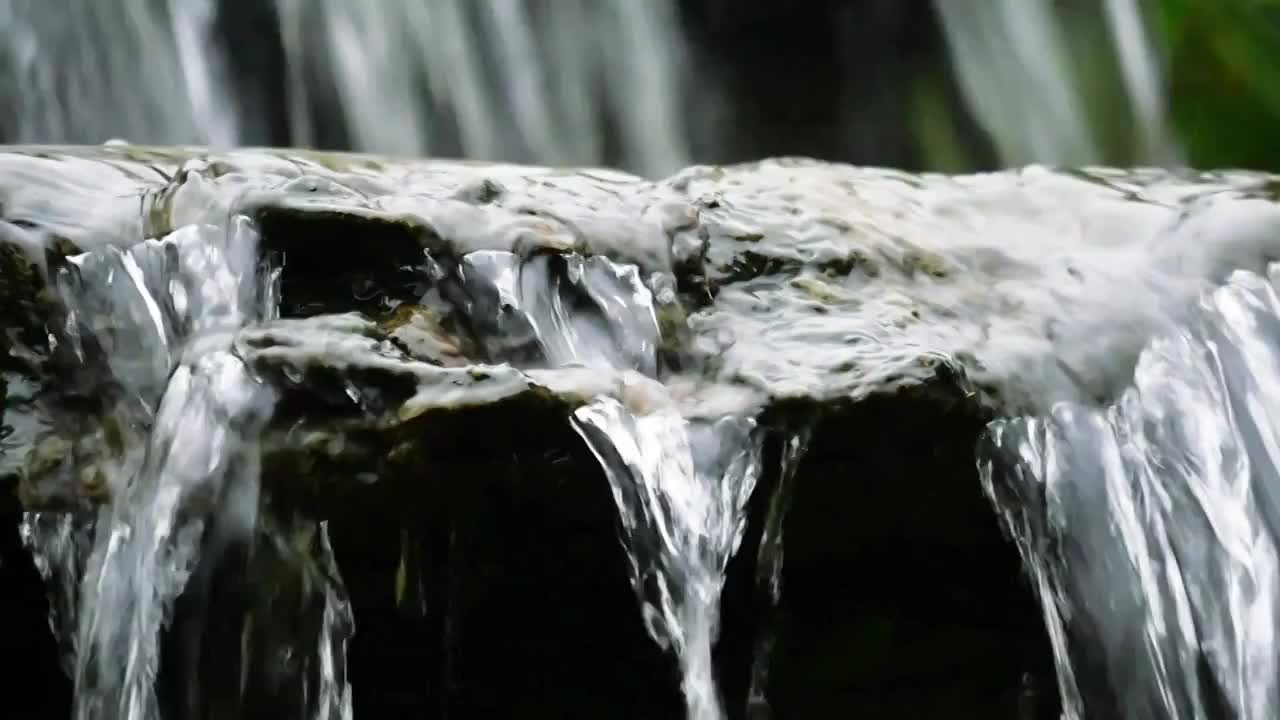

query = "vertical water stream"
[[573, 400, 762, 720], [20, 216, 354, 720], [454, 247, 770, 718], [980, 264, 1280, 719], [745, 426, 812, 720]]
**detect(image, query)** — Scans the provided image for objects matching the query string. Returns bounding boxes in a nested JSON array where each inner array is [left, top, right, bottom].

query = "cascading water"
[[18, 211, 354, 719], [2, 0, 1194, 178], [980, 263, 1280, 719], [449, 246, 770, 719], [935, 0, 1180, 166], [573, 400, 762, 720], [0, 0, 697, 175], [9, 142, 1280, 720], [281, 0, 693, 175], [0, 0, 237, 147]]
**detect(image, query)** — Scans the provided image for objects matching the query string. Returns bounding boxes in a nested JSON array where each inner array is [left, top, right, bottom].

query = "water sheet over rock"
[[3, 144, 1280, 719]]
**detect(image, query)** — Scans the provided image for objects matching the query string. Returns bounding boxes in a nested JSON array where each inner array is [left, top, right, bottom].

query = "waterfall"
[[980, 264, 1280, 719], [573, 400, 762, 720], [935, 0, 1180, 166], [19, 210, 354, 719], [0, 0, 695, 175], [278, 0, 692, 175], [0, 0, 235, 147], [451, 246, 768, 719], [10, 140, 1280, 718]]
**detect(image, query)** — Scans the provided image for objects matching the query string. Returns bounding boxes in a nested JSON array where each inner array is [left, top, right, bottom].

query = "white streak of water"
[[1102, 0, 1179, 164], [746, 426, 813, 720], [981, 264, 1280, 719], [573, 398, 762, 720], [936, 0, 1179, 166], [936, 0, 1098, 166], [21, 213, 355, 720]]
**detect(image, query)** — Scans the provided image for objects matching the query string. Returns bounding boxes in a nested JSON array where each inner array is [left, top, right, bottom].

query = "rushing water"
[[18, 213, 354, 719], [980, 264, 1280, 719], [0, 0, 695, 175], [7, 143, 1280, 719], [1, 0, 1185, 174], [452, 246, 769, 719], [574, 400, 762, 720], [935, 0, 1179, 166]]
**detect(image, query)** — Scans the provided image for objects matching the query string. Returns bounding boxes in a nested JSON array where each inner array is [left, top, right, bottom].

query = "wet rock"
[[5, 146, 1280, 720]]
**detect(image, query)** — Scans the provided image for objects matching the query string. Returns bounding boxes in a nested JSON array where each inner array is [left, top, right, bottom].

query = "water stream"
[[980, 264, 1280, 719], [574, 400, 762, 720], [6, 135, 1280, 720], [935, 0, 1179, 166], [19, 215, 355, 719], [746, 426, 812, 720], [455, 247, 771, 719], [2, 0, 1184, 173]]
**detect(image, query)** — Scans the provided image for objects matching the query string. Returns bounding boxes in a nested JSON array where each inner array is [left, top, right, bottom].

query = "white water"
[[980, 264, 1280, 719], [1, 0, 1189, 175], [73, 351, 270, 720], [0, 0, 235, 147], [573, 398, 762, 720], [936, 0, 1180, 166], [457, 246, 768, 719], [0, 0, 695, 175], [20, 216, 354, 720]]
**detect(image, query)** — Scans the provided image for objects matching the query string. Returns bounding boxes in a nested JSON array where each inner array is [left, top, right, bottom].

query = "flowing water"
[[18, 212, 355, 719], [574, 400, 762, 720], [0, 0, 696, 176], [980, 264, 1280, 719], [452, 246, 771, 719], [935, 0, 1180, 166], [6, 136, 1280, 720], [746, 426, 812, 720], [1, 0, 1185, 174]]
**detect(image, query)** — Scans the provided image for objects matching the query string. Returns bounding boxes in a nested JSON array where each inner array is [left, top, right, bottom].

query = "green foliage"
[[1155, 0, 1280, 169]]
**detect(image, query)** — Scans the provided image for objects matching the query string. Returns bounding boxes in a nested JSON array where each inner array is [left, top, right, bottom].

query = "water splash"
[[980, 264, 1280, 719], [573, 398, 762, 720]]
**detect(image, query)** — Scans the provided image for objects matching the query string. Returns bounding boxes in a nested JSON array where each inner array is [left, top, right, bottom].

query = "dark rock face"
[[8, 147, 1278, 719]]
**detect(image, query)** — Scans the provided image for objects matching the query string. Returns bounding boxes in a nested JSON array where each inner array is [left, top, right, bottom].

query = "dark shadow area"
[[323, 414, 685, 720], [675, 0, 995, 170], [0, 485, 73, 718], [763, 388, 1060, 719], [257, 209, 431, 320]]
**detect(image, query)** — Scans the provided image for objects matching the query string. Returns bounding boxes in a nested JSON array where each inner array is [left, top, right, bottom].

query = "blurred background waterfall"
[[2, 0, 1276, 175]]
